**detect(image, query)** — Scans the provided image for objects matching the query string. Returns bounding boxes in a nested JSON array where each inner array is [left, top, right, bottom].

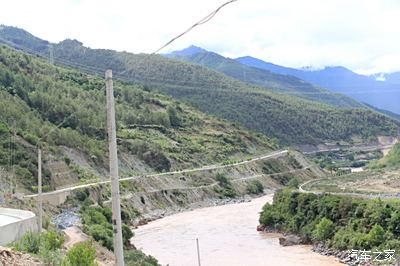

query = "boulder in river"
[[256, 225, 265, 231], [279, 235, 302, 246]]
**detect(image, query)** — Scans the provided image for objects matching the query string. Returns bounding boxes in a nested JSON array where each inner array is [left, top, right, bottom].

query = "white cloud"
[[1, 0, 399, 73]]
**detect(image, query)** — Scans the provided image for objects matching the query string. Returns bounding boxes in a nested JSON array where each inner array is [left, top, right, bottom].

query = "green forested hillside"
[[169, 50, 362, 108], [365, 103, 400, 122], [0, 26, 399, 145], [383, 143, 400, 166], [260, 189, 400, 251], [369, 143, 400, 168], [40, 40, 400, 144], [0, 45, 275, 192]]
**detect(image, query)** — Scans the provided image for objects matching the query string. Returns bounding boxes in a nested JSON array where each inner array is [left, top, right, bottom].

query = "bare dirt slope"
[[0, 247, 40, 266]]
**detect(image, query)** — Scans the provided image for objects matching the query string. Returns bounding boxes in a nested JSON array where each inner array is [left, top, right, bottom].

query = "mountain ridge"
[[167, 46, 363, 108], [0, 25, 399, 145], [236, 55, 400, 114]]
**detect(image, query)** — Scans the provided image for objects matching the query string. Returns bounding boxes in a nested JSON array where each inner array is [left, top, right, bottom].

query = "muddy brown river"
[[132, 194, 343, 266]]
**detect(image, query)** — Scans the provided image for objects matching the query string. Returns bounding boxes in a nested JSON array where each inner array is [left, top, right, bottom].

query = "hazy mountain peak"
[[168, 45, 207, 56], [323, 65, 352, 72], [59, 39, 83, 47], [300, 66, 324, 71], [236, 56, 270, 64], [0, 25, 41, 40]]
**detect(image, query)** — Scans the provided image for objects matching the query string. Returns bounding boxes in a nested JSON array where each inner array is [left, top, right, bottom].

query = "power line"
[[151, 0, 238, 55], [115, 0, 239, 79]]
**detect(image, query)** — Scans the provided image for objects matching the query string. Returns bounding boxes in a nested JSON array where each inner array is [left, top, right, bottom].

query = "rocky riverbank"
[[52, 190, 275, 231], [131, 192, 268, 228], [312, 243, 361, 265], [271, 234, 398, 265], [257, 226, 356, 265]]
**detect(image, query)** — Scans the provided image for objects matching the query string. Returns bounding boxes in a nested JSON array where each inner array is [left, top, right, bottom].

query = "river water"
[[132, 194, 343, 266]]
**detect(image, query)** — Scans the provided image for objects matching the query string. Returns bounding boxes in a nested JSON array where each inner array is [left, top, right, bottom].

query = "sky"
[[1, 0, 400, 74]]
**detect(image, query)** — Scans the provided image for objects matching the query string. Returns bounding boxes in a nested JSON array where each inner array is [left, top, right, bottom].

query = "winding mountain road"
[[298, 178, 400, 199], [24, 149, 288, 199]]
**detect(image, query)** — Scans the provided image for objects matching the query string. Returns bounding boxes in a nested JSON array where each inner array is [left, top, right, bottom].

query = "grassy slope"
[[0, 45, 275, 192], [0, 26, 398, 145]]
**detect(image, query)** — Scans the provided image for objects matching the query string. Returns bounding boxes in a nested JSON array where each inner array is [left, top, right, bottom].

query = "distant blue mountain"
[[167, 47, 363, 108], [236, 56, 400, 114], [369, 72, 400, 85]]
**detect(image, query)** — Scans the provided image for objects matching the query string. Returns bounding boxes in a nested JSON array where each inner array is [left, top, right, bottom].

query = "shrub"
[[287, 178, 299, 188], [246, 180, 264, 194], [23, 133, 38, 145], [13, 231, 41, 254], [0, 122, 8, 135], [389, 211, 400, 237], [367, 224, 385, 248], [75, 188, 89, 202], [124, 250, 160, 266], [122, 224, 134, 246], [333, 227, 353, 250], [86, 224, 113, 251], [312, 218, 334, 241], [40, 230, 65, 251], [259, 204, 276, 227], [40, 248, 63, 266], [13, 230, 64, 255], [214, 173, 236, 198], [62, 241, 97, 266], [80, 205, 133, 251], [63, 156, 71, 166], [216, 173, 229, 187]]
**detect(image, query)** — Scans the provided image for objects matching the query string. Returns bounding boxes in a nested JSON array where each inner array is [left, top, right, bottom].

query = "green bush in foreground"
[[62, 241, 97, 266], [259, 189, 400, 251], [80, 205, 134, 251], [13, 230, 65, 265], [14, 230, 64, 254], [79, 204, 161, 265]]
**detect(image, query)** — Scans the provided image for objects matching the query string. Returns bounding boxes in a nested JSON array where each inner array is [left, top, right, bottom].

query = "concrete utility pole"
[[37, 148, 42, 232], [196, 238, 201, 266], [12, 125, 16, 193], [105, 69, 124, 266]]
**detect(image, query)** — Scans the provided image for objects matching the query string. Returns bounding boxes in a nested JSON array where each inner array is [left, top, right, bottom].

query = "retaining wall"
[[0, 208, 37, 245]]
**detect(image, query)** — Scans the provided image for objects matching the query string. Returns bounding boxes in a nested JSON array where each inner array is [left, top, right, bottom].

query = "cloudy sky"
[[1, 0, 399, 74]]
